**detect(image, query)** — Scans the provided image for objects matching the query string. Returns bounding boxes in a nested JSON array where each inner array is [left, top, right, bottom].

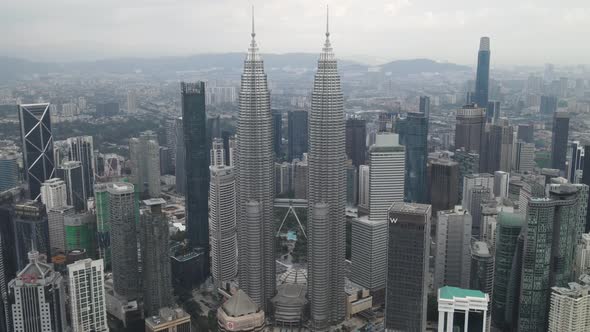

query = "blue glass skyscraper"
[[397, 112, 428, 203], [181, 82, 210, 274], [474, 37, 490, 110]]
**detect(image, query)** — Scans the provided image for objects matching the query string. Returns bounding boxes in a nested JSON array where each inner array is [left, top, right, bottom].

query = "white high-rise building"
[[351, 134, 405, 291], [576, 234, 590, 278], [307, 14, 347, 328], [47, 205, 74, 255], [211, 137, 225, 166], [368, 133, 405, 221], [494, 171, 509, 199], [40, 178, 67, 210], [209, 165, 238, 286], [9, 249, 68, 332], [434, 206, 473, 290], [514, 140, 535, 173], [129, 131, 161, 198], [127, 90, 137, 113], [358, 165, 370, 209], [548, 275, 590, 332], [235, 15, 275, 309], [68, 258, 108, 332]]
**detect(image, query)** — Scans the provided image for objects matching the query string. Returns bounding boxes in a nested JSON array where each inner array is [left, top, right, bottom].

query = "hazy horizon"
[[2, 0, 589, 66]]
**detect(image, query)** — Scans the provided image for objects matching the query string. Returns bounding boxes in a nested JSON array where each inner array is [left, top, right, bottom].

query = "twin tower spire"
[[249, 6, 332, 51]]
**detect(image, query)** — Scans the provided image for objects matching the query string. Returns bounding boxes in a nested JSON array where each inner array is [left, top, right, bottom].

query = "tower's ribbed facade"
[[236, 20, 275, 309], [307, 22, 346, 329]]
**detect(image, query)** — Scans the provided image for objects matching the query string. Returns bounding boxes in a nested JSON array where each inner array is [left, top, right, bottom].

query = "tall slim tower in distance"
[[235, 13, 275, 309], [474, 37, 491, 110], [181, 82, 210, 262], [397, 112, 428, 203], [307, 12, 347, 328], [551, 111, 570, 174], [18, 103, 55, 200]]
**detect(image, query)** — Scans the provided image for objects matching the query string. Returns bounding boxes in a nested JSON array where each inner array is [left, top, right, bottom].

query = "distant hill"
[[378, 58, 471, 75], [0, 55, 470, 81]]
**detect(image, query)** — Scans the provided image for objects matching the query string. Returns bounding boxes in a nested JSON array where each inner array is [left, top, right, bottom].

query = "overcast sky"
[[1, 0, 588, 66]]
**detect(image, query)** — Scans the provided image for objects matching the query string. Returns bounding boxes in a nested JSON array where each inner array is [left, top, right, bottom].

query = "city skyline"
[[1, 2, 589, 66]]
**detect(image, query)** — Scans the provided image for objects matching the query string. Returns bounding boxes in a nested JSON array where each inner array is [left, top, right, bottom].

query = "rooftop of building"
[[465, 173, 494, 179], [106, 182, 134, 193], [471, 241, 491, 257], [222, 289, 260, 317], [498, 211, 525, 227], [271, 284, 307, 306], [551, 275, 590, 298], [145, 307, 190, 328], [439, 286, 487, 300], [389, 202, 431, 215], [143, 198, 166, 206]]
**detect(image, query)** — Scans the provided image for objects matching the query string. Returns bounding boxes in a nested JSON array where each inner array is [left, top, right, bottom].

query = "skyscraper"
[[40, 178, 67, 210], [18, 103, 55, 200], [235, 18, 275, 309], [494, 171, 510, 199], [13, 201, 50, 270], [454, 104, 486, 159], [470, 241, 494, 297], [140, 198, 172, 316], [307, 17, 346, 328], [584, 144, 590, 232], [0, 188, 24, 332], [419, 96, 430, 118], [64, 213, 95, 255], [429, 158, 459, 213], [108, 182, 139, 300], [129, 131, 161, 198], [485, 119, 514, 173], [434, 206, 472, 290], [358, 165, 370, 209], [287, 111, 308, 161], [385, 203, 431, 332], [551, 111, 570, 173], [368, 133, 405, 219], [453, 149, 480, 201], [65, 136, 95, 199], [9, 249, 67, 332], [351, 133, 404, 291], [0, 152, 18, 192], [517, 124, 534, 144], [540, 95, 558, 115], [211, 138, 225, 167], [47, 205, 74, 255], [181, 82, 210, 263], [272, 110, 282, 157], [174, 117, 186, 195], [68, 258, 108, 332], [57, 160, 86, 211], [519, 199, 556, 331], [127, 90, 137, 113], [548, 275, 590, 332], [568, 141, 585, 183], [209, 166, 238, 287], [345, 118, 367, 168], [397, 112, 428, 203], [474, 37, 491, 109], [492, 212, 524, 330], [487, 100, 501, 123], [515, 140, 535, 173]]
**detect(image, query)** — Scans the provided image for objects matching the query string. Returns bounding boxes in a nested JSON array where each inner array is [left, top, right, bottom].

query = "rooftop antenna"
[[326, 5, 330, 38], [251, 5, 255, 39]]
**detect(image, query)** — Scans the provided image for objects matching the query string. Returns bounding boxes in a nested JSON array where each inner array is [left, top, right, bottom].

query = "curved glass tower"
[[307, 15, 346, 329], [236, 15, 275, 309]]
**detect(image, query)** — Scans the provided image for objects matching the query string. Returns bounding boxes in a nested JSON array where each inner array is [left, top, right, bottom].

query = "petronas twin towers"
[[236, 10, 345, 329]]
